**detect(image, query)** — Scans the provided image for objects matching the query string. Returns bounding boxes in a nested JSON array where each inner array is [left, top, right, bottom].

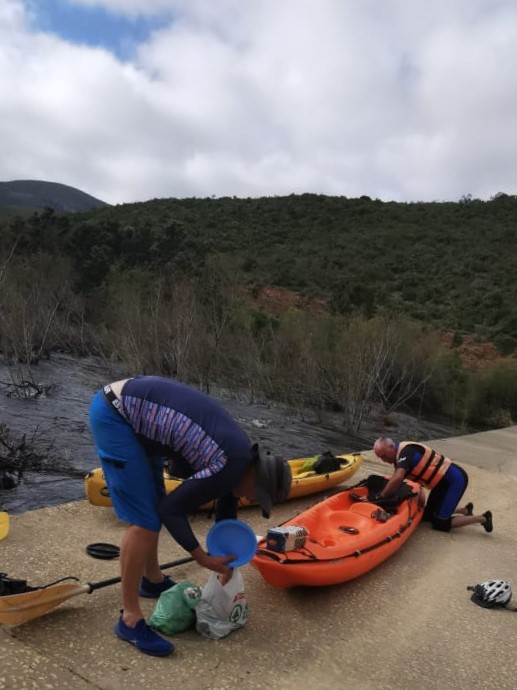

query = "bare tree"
[[189, 256, 242, 392], [160, 279, 200, 380], [367, 316, 441, 414]]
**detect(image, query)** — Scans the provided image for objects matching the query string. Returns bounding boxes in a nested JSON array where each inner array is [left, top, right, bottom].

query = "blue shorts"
[[88, 390, 166, 531], [424, 464, 468, 530]]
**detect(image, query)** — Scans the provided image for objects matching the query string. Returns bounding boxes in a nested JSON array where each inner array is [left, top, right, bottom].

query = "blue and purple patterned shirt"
[[117, 377, 254, 552], [120, 376, 252, 477]]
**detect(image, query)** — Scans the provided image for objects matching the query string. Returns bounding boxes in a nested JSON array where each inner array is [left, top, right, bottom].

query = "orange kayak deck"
[[252, 475, 425, 588], [84, 453, 364, 509]]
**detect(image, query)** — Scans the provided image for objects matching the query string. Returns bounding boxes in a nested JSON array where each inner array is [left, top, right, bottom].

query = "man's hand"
[[192, 547, 235, 584], [217, 567, 234, 586]]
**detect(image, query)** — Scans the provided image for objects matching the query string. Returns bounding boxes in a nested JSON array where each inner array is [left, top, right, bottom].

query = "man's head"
[[373, 437, 397, 465], [248, 444, 292, 518]]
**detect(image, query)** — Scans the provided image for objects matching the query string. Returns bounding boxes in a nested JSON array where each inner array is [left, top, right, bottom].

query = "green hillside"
[[6, 191, 515, 340], [2, 191, 517, 430]]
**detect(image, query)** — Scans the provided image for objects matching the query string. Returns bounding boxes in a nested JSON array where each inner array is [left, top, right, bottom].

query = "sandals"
[[482, 510, 493, 533]]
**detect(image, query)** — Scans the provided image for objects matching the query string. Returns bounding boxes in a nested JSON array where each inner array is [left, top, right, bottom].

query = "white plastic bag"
[[195, 569, 250, 639]]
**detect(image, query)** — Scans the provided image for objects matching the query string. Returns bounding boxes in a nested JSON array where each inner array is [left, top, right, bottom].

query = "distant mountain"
[[0, 180, 109, 214]]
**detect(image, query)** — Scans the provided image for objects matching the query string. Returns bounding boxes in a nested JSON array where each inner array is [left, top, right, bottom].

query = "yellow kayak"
[[84, 452, 364, 510], [0, 511, 9, 541]]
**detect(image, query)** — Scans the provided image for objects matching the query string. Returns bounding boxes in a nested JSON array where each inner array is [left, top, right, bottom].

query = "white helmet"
[[469, 579, 512, 608]]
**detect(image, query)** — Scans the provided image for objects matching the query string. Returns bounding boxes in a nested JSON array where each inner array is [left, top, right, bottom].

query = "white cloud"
[[1, 0, 517, 204]]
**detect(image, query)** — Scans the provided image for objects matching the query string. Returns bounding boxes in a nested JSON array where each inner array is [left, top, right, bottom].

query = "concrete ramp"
[[1, 426, 516, 690]]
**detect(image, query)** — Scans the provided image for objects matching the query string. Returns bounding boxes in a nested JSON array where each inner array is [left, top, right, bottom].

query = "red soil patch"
[[254, 286, 327, 318], [442, 333, 500, 369]]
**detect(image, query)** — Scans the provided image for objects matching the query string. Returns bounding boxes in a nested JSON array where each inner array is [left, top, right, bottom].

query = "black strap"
[[412, 449, 435, 481], [425, 453, 446, 485], [103, 385, 129, 422]]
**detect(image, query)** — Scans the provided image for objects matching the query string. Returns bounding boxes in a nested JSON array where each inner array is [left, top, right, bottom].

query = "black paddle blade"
[[86, 543, 120, 560]]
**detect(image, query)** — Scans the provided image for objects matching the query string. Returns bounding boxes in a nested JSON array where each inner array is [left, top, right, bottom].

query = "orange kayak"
[[84, 452, 364, 510], [252, 475, 425, 588]]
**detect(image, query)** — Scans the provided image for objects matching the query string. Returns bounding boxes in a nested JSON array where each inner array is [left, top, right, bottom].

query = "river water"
[[0, 353, 461, 514]]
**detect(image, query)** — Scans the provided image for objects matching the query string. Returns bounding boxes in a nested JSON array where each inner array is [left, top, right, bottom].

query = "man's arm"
[[159, 472, 239, 584], [379, 467, 407, 499]]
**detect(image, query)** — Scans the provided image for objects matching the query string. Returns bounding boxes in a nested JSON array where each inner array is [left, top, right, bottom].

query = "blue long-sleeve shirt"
[[120, 376, 253, 551]]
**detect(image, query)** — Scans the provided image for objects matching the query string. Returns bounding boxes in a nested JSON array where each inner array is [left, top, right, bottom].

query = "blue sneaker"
[[114, 614, 174, 656], [139, 575, 176, 598]]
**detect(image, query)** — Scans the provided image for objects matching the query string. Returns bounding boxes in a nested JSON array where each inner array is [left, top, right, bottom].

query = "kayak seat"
[[349, 503, 381, 519], [328, 511, 370, 533]]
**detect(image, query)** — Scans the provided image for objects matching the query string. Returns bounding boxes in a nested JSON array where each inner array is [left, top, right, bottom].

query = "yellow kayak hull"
[[0, 511, 9, 541], [84, 453, 364, 510]]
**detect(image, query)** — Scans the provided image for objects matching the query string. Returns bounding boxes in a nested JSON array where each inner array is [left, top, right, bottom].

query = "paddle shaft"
[[87, 555, 195, 592], [0, 555, 196, 626]]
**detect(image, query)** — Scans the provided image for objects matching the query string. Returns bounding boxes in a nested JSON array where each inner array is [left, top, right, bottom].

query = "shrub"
[[465, 361, 517, 427]]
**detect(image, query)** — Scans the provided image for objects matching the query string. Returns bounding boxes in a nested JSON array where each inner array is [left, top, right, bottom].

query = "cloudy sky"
[[1, 0, 516, 205]]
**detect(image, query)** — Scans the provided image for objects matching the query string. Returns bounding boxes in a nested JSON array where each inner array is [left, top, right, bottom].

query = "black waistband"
[[103, 384, 128, 422]]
